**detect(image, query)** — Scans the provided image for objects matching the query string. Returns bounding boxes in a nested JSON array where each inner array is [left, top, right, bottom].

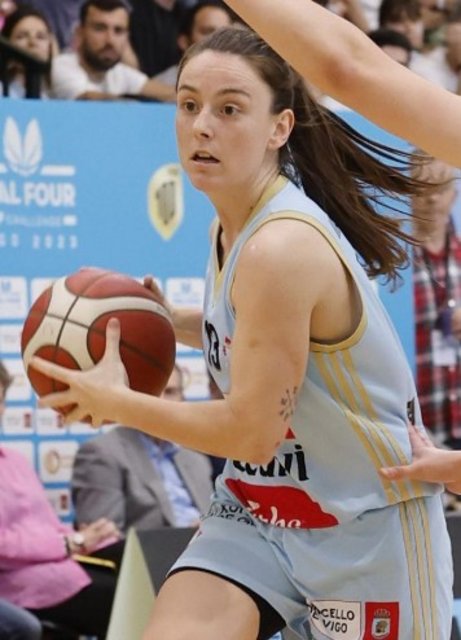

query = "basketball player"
[[223, 0, 461, 169], [31, 27, 453, 639], [221, 0, 461, 500]]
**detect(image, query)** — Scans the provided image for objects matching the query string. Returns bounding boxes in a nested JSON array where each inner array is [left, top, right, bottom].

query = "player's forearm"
[[112, 389, 278, 464], [171, 307, 203, 349], [224, 0, 367, 96], [224, 0, 461, 166]]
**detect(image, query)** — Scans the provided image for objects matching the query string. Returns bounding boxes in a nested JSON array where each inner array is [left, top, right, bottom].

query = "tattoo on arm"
[[279, 387, 298, 421]]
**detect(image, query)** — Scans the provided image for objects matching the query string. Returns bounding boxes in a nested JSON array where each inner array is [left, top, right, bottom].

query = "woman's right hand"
[[30, 318, 129, 427]]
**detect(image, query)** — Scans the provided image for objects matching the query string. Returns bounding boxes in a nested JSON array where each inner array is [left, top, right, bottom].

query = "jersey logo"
[[225, 479, 339, 528], [308, 600, 361, 640], [204, 320, 221, 370], [364, 602, 399, 640]]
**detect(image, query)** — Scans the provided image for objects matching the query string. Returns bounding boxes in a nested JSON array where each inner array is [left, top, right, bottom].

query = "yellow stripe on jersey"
[[399, 499, 438, 639], [399, 501, 423, 639], [313, 351, 399, 503], [342, 348, 427, 501]]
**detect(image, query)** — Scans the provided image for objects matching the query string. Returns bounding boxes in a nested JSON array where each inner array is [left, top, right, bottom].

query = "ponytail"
[[282, 77, 431, 283]]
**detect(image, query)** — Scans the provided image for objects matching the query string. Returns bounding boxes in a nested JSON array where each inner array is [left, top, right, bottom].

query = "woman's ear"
[[268, 109, 295, 151]]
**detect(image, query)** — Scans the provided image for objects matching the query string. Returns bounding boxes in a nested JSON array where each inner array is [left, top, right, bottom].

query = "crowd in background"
[[3, 0, 461, 100]]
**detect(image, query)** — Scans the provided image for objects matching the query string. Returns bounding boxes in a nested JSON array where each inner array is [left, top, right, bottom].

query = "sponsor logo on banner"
[[39, 440, 79, 483], [166, 277, 205, 308], [147, 164, 183, 240], [35, 408, 66, 434], [2, 407, 34, 434], [0, 323, 22, 353], [0, 277, 28, 319], [2, 357, 31, 401], [308, 600, 361, 639], [46, 488, 72, 517], [364, 602, 399, 640], [0, 117, 78, 250]]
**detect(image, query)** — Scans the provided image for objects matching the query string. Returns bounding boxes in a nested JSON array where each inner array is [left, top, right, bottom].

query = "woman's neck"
[[212, 168, 280, 242]]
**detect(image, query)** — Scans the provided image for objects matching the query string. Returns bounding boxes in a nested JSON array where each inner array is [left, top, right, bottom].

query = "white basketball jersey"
[[202, 176, 441, 529]]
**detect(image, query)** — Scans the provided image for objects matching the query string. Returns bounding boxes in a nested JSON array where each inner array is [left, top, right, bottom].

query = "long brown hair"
[[177, 26, 433, 283]]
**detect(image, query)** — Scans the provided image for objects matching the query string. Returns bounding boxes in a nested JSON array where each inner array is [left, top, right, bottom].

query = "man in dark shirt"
[[128, 0, 181, 76]]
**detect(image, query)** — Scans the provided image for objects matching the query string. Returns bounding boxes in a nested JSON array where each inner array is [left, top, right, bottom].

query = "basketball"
[[21, 267, 176, 412]]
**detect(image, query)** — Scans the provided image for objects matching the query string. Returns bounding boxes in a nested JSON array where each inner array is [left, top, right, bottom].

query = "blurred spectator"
[[0, 599, 41, 640], [358, 0, 380, 31], [155, 0, 234, 86], [1, 4, 55, 98], [316, 0, 370, 31], [16, 0, 82, 50], [127, 0, 182, 77], [51, 0, 175, 101], [0, 358, 121, 639], [411, 6, 461, 93], [72, 365, 214, 534], [412, 156, 461, 451], [0, 0, 16, 30], [412, 6, 461, 94], [419, 0, 456, 42], [379, 0, 425, 50], [368, 27, 413, 65]]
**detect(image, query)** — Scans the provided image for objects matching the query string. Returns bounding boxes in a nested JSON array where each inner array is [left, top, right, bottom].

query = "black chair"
[[41, 620, 81, 640]]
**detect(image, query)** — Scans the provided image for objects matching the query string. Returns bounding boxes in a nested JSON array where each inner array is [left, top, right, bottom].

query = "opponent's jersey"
[[203, 176, 441, 529]]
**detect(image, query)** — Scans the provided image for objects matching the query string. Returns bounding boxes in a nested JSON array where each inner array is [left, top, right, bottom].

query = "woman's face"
[[412, 160, 457, 235], [9, 16, 51, 61], [176, 50, 292, 198]]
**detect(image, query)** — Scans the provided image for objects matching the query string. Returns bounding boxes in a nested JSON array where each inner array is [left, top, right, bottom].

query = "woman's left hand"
[[29, 318, 129, 427]]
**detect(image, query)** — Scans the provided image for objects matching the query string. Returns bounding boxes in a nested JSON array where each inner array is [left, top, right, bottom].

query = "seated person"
[[17, 0, 80, 51], [368, 28, 413, 67], [72, 364, 214, 534], [155, 0, 235, 86], [0, 599, 41, 640], [0, 359, 121, 639], [51, 0, 175, 102], [1, 4, 56, 98]]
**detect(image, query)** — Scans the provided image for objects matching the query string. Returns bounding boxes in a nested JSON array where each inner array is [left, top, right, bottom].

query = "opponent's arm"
[[31, 220, 327, 463], [224, 0, 461, 167]]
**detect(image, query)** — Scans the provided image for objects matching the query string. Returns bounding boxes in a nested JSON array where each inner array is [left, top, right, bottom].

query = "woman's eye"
[[223, 105, 238, 116], [183, 100, 197, 113]]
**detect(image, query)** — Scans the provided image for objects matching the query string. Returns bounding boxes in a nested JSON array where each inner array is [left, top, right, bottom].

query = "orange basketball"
[[21, 267, 176, 413]]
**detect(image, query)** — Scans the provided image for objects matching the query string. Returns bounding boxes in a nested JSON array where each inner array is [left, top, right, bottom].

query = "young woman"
[[223, 0, 461, 169], [30, 27, 453, 640], [1, 5, 56, 98]]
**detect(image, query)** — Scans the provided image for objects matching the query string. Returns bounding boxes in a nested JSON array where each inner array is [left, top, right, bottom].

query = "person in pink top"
[[0, 360, 120, 639]]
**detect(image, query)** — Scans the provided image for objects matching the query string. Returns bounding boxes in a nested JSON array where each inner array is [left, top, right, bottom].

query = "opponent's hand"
[[379, 424, 461, 493], [29, 318, 129, 427]]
